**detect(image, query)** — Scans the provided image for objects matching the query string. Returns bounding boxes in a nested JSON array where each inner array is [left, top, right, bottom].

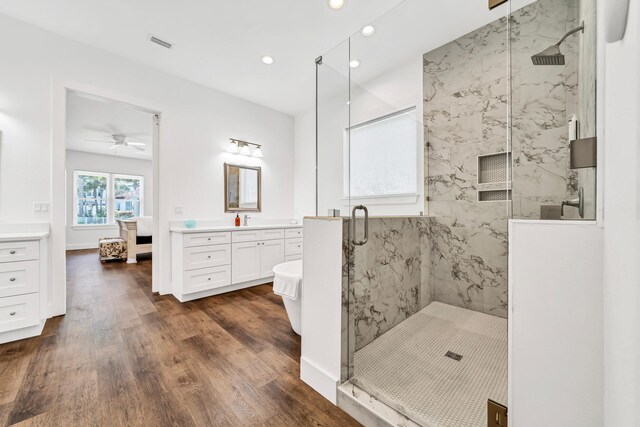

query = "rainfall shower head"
[[531, 21, 584, 66]]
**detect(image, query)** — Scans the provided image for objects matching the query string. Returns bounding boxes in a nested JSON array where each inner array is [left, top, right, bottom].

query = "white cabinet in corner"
[[0, 231, 49, 345], [171, 226, 302, 302]]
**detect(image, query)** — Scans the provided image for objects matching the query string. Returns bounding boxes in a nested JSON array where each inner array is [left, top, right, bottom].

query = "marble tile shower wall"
[[510, 0, 581, 219], [343, 217, 432, 352], [422, 0, 583, 317], [423, 15, 510, 318]]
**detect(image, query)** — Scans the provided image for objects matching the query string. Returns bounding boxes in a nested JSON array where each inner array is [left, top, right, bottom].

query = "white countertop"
[[0, 231, 49, 242], [170, 224, 302, 234]]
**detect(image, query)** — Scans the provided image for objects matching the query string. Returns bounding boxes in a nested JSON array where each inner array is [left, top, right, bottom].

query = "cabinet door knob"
[[9, 250, 16, 255], [9, 311, 16, 316], [207, 238, 211, 241], [207, 255, 211, 259], [9, 277, 16, 282], [208, 278, 211, 281]]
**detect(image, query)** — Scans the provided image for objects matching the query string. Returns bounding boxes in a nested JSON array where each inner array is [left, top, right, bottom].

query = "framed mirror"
[[224, 163, 261, 212]]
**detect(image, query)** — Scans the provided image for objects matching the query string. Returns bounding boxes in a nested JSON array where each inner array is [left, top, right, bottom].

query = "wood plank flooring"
[[0, 250, 359, 426]]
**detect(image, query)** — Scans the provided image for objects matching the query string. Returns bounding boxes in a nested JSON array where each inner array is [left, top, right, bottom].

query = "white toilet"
[[272, 260, 303, 335]]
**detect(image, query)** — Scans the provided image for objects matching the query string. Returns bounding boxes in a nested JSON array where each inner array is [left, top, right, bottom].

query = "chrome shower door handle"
[[351, 205, 369, 246]]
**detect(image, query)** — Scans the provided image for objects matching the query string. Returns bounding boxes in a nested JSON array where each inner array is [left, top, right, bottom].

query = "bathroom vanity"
[[0, 229, 49, 344], [170, 224, 303, 302]]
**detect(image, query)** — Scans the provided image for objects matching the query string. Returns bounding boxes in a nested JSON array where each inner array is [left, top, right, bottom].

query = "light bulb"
[[253, 146, 263, 158], [328, 0, 345, 10], [362, 25, 375, 36], [240, 144, 251, 156], [228, 140, 239, 153]]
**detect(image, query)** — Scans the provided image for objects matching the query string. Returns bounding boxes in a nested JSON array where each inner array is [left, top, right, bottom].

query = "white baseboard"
[[300, 357, 339, 404], [66, 243, 98, 250]]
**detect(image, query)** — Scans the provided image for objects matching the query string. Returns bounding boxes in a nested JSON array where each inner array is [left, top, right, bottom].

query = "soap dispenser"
[[235, 214, 240, 227]]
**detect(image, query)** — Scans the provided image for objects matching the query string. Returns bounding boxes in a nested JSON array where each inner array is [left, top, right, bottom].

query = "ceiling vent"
[[148, 35, 173, 49]]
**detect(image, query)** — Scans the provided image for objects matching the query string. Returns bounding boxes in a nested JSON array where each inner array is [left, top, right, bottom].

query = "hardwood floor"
[[0, 250, 359, 426]]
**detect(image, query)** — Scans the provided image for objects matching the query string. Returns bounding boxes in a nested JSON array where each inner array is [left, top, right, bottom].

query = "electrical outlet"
[[174, 206, 184, 214]]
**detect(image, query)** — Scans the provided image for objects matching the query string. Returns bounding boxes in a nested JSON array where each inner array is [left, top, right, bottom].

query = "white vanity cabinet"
[[171, 225, 302, 302], [0, 233, 49, 345]]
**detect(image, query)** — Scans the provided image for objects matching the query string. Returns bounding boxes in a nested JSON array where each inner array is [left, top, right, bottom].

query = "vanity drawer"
[[183, 265, 231, 295], [184, 232, 231, 248], [260, 229, 285, 241], [0, 241, 39, 264], [285, 228, 303, 239], [0, 293, 40, 333], [184, 245, 231, 271], [285, 254, 303, 262], [232, 230, 262, 243], [285, 238, 303, 256], [0, 261, 39, 298]]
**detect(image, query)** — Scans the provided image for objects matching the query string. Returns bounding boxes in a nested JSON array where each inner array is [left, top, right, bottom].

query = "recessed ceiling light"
[[362, 25, 376, 36], [328, 0, 345, 10], [261, 55, 275, 65], [349, 59, 360, 69]]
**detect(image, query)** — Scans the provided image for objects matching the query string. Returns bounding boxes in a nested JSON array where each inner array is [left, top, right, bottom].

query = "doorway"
[[63, 90, 160, 299]]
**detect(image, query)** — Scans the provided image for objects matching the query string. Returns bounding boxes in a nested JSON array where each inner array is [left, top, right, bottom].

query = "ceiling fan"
[[84, 134, 147, 152]]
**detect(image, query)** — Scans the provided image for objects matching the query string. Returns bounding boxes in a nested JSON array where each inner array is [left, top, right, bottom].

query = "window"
[[73, 171, 109, 225], [113, 174, 144, 220], [345, 107, 418, 199], [73, 171, 144, 226]]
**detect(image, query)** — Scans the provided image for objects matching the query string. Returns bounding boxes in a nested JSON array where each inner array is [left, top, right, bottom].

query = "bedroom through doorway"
[[64, 90, 158, 297]]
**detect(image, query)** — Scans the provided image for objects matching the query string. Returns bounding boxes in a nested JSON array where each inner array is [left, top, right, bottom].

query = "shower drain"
[[445, 351, 463, 361]]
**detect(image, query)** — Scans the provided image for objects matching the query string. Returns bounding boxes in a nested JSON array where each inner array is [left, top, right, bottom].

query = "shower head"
[[531, 45, 565, 65], [531, 21, 584, 66]]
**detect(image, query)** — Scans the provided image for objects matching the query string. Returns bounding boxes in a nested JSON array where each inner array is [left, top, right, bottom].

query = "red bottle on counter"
[[235, 214, 240, 227]]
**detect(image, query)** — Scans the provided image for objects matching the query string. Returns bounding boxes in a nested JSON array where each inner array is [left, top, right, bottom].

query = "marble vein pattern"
[[510, 0, 589, 219], [424, 14, 510, 319], [345, 217, 432, 352]]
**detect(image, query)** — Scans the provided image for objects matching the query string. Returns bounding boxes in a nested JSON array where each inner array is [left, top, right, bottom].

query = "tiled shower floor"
[[352, 302, 508, 427]]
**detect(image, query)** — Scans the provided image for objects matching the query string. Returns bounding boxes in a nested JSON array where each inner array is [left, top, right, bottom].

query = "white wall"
[[301, 217, 344, 403], [509, 220, 603, 426], [65, 150, 153, 250], [602, 0, 640, 424], [0, 13, 294, 316], [294, 57, 424, 218]]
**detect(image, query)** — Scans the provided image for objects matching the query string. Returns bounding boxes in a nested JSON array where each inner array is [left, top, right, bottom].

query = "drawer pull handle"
[[208, 278, 211, 281], [9, 277, 16, 282], [207, 256, 211, 259], [9, 250, 16, 255], [9, 312, 16, 316], [207, 238, 211, 241]]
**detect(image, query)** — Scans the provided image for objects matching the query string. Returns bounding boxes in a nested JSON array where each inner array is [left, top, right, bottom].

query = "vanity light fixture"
[[261, 55, 275, 65], [328, 0, 345, 10], [349, 59, 360, 68], [229, 138, 264, 158], [362, 25, 375, 36]]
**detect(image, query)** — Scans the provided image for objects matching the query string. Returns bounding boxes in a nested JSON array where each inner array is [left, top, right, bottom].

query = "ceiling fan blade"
[[127, 142, 146, 146], [84, 139, 114, 143], [132, 145, 147, 151]]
